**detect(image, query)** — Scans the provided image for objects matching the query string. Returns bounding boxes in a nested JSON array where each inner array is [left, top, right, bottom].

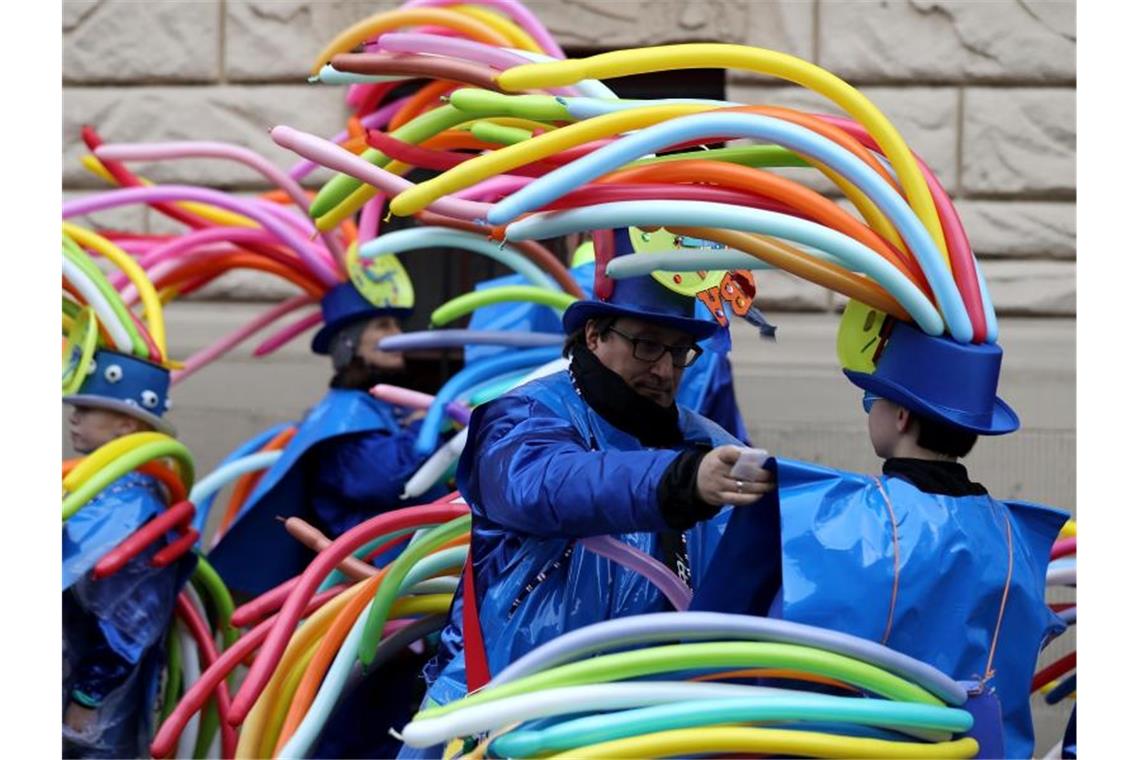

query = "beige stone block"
[[725, 83, 958, 193], [62, 85, 350, 188], [962, 88, 1075, 195], [752, 267, 834, 312], [63, 0, 221, 83], [526, 0, 750, 49], [225, 0, 399, 82], [982, 260, 1074, 316], [957, 201, 1075, 259], [818, 0, 1075, 83], [185, 269, 305, 302]]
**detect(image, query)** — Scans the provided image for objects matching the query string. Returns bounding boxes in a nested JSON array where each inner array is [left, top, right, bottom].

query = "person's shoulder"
[[87, 469, 166, 510], [480, 370, 575, 420]]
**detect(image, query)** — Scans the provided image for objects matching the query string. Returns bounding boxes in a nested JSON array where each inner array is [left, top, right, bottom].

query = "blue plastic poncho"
[[689, 457, 1067, 758], [421, 369, 742, 709], [466, 263, 749, 442], [208, 388, 448, 597], [62, 471, 195, 758]]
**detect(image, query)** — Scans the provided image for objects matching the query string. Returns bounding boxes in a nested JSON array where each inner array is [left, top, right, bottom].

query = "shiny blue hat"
[[844, 320, 1019, 435], [562, 228, 718, 340], [311, 282, 413, 355], [63, 349, 175, 435]]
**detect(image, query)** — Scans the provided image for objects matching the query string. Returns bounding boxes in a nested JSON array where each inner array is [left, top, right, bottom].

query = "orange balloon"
[[600, 159, 932, 300], [389, 79, 462, 131], [671, 226, 912, 323]]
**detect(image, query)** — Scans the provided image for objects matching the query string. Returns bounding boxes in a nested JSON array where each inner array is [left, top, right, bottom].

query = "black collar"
[[882, 458, 988, 497], [568, 346, 683, 448]]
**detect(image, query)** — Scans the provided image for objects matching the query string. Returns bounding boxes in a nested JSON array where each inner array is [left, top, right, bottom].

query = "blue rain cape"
[[466, 263, 749, 442], [208, 388, 447, 597], [421, 369, 742, 709], [689, 457, 1067, 759], [63, 471, 166, 591], [62, 472, 195, 758]]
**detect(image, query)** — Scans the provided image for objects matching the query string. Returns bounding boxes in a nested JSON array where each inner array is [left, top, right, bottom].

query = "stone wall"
[[63, 0, 1076, 315]]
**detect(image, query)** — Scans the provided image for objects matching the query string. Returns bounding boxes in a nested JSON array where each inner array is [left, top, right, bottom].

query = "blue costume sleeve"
[[459, 396, 681, 538], [310, 420, 445, 537]]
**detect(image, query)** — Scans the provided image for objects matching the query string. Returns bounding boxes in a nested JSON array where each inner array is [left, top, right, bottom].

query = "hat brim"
[[562, 301, 719, 341], [63, 394, 176, 436], [843, 369, 1019, 435], [311, 308, 414, 355]]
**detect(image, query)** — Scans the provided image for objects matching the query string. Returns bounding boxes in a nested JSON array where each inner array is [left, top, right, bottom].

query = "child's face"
[[68, 405, 144, 455], [867, 398, 904, 459]]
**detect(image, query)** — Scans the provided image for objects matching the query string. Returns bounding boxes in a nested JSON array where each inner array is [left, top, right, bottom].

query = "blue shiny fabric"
[[208, 388, 447, 597], [63, 471, 165, 591], [689, 457, 1067, 759], [466, 264, 748, 441], [421, 369, 742, 709], [62, 472, 194, 758]]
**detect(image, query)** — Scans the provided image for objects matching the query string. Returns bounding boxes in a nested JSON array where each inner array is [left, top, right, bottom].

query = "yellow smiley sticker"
[[836, 299, 887, 373]]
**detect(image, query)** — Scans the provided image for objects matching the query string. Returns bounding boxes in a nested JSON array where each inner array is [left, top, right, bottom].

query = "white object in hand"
[[728, 447, 771, 482]]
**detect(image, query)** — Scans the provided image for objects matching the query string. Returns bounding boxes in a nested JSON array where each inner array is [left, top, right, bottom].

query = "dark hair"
[[562, 316, 618, 358], [913, 412, 978, 459]]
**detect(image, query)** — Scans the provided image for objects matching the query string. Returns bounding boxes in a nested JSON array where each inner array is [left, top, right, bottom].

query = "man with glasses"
[[412, 230, 773, 717]]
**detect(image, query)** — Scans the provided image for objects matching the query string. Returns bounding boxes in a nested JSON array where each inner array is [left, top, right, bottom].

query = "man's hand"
[[697, 445, 774, 506]]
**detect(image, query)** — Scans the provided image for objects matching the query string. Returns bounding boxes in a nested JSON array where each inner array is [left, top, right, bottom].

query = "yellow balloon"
[[63, 431, 170, 493], [496, 44, 948, 261], [389, 104, 711, 217], [547, 726, 979, 760], [310, 7, 512, 76], [63, 223, 169, 362], [453, 4, 542, 53]]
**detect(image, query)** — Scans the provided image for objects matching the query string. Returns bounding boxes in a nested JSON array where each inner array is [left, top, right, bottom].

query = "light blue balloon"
[[490, 695, 973, 757], [415, 345, 562, 455], [486, 111, 971, 342], [358, 226, 557, 292], [190, 450, 283, 544], [506, 49, 618, 99], [605, 249, 771, 278], [505, 201, 945, 338], [191, 423, 291, 535]]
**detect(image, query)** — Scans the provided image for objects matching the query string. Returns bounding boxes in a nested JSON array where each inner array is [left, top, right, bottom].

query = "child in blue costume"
[[411, 229, 775, 736], [62, 351, 196, 758], [689, 318, 1068, 758], [209, 275, 450, 599]]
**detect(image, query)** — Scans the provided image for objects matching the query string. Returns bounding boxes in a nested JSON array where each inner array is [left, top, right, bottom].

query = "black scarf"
[[329, 357, 417, 393], [569, 345, 683, 448], [882, 458, 988, 497]]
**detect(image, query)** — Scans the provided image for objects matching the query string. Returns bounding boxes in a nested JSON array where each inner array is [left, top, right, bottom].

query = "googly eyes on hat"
[[141, 390, 160, 409], [104, 364, 124, 383], [87, 359, 98, 375]]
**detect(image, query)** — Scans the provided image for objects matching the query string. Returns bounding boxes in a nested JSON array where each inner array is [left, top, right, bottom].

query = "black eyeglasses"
[[605, 326, 703, 368]]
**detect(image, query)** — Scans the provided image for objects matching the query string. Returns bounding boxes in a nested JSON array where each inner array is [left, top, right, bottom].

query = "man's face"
[[585, 316, 696, 407], [357, 316, 406, 372], [68, 405, 147, 455]]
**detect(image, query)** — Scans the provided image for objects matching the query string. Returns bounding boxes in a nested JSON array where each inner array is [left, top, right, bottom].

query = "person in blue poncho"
[[209, 255, 451, 599], [62, 351, 195, 758], [413, 229, 775, 731], [689, 316, 1069, 758]]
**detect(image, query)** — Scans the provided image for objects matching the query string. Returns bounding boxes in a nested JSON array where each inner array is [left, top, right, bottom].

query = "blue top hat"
[[562, 228, 718, 340], [311, 282, 413, 355], [63, 349, 176, 436], [843, 320, 1019, 435]]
